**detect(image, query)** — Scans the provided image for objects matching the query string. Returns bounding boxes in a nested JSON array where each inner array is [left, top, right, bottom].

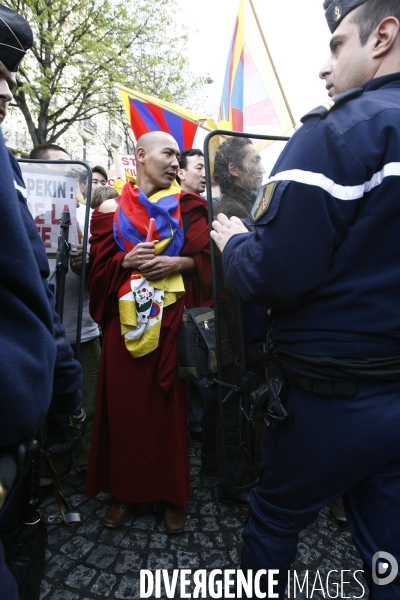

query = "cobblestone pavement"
[[40, 437, 367, 599]]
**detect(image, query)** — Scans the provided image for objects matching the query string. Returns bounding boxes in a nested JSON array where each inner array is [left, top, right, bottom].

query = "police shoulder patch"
[[301, 86, 363, 123], [301, 99, 335, 122], [251, 182, 277, 222]]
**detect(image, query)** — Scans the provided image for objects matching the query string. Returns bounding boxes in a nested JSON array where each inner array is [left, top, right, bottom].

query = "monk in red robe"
[[85, 131, 211, 533]]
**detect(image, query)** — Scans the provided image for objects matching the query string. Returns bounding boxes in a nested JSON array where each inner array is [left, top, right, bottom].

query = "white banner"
[[24, 171, 78, 254], [112, 151, 136, 180]]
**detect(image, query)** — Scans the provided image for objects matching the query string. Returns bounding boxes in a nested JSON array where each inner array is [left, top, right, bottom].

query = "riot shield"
[[204, 130, 289, 494], [18, 159, 92, 362]]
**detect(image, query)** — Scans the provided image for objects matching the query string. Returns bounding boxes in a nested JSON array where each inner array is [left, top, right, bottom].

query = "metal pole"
[[248, 0, 297, 130], [55, 211, 70, 322], [74, 174, 92, 362]]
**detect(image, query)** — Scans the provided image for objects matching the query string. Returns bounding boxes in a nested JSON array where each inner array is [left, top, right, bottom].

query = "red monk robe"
[[85, 191, 212, 504], [180, 190, 213, 308]]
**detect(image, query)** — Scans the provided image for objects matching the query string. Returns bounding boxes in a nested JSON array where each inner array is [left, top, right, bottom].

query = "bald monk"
[[85, 132, 200, 533]]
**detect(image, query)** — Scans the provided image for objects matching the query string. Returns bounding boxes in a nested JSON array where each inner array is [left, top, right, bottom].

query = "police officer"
[[0, 127, 55, 600], [0, 6, 84, 599], [211, 0, 400, 597]]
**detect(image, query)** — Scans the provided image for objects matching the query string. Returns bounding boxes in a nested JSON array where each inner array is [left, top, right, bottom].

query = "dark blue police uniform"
[[0, 5, 83, 596], [0, 150, 83, 599], [222, 73, 400, 598], [0, 128, 56, 599]]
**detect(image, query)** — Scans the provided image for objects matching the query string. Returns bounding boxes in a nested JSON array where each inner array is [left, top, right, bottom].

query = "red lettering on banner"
[[35, 203, 45, 224], [36, 226, 51, 248], [52, 204, 59, 224]]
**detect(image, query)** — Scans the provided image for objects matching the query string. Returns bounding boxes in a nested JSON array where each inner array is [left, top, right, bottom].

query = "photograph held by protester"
[[85, 131, 211, 534], [209, 137, 269, 508], [0, 6, 85, 599], [213, 136, 265, 221], [211, 0, 400, 597]]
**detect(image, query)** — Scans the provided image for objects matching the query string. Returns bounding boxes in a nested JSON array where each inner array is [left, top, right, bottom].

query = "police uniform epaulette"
[[300, 87, 364, 123]]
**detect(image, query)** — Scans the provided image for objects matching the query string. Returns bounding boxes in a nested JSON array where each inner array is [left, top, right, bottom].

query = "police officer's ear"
[[228, 162, 240, 178], [371, 16, 400, 59]]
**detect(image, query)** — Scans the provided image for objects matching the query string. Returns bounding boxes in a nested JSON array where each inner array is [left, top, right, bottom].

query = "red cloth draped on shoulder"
[[85, 207, 190, 505], [87, 210, 127, 331], [180, 191, 213, 308]]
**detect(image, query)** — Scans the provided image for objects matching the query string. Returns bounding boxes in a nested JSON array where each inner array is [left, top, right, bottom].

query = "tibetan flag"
[[219, 0, 295, 136], [114, 179, 185, 357], [119, 86, 216, 150]]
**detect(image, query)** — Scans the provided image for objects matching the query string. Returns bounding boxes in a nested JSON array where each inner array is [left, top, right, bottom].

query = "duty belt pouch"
[[250, 365, 293, 428], [177, 307, 233, 380]]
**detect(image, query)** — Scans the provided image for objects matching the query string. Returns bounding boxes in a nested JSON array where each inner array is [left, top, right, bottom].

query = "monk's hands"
[[140, 256, 180, 280], [122, 243, 196, 278], [122, 242, 156, 270], [210, 213, 248, 252]]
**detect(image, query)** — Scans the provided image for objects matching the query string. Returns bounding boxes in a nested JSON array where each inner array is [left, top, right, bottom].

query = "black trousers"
[[0, 480, 47, 600]]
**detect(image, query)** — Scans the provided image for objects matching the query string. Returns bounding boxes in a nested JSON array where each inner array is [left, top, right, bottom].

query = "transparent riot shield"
[[18, 159, 92, 362], [204, 130, 289, 494]]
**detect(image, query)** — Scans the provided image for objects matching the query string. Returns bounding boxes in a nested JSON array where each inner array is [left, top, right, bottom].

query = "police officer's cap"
[[324, 0, 368, 33], [0, 4, 33, 72]]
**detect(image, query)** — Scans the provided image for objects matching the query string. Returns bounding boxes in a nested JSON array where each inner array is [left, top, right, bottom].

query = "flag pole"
[[248, 0, 297, 129]]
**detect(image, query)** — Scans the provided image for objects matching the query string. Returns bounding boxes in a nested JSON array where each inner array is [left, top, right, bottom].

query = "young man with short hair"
[[177, 148, 206, 195], [79, 165, 108, 201]]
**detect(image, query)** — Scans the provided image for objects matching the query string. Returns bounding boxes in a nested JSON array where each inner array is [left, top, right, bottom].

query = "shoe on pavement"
[[102, 501, 132, 528], [164, 502, 186, 534]]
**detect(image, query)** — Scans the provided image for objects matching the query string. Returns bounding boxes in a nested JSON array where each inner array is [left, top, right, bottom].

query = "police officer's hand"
[[211, 213, 248, 252]]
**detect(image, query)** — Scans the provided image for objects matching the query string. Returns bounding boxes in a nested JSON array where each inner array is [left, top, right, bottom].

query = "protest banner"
[[112, 151, 136, 180], [21, 166, 79, 255]]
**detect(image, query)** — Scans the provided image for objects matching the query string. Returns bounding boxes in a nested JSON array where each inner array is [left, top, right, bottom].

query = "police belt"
[[278, 350, 400, 399], [285, 372, 359, 398]]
